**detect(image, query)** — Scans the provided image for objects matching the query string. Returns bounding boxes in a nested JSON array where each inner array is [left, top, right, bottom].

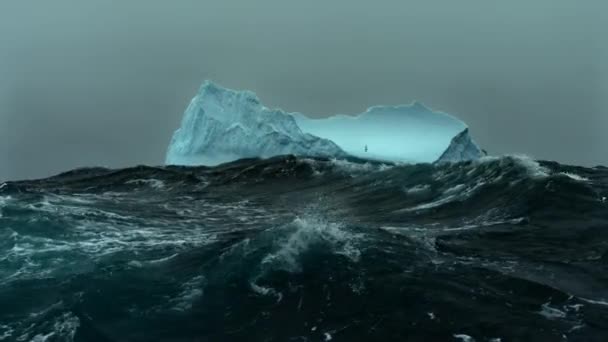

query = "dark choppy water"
[[1, 155, 608, 341]]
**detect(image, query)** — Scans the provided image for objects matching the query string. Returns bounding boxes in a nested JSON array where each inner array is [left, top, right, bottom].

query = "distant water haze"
[[0, 0, 606, 180]]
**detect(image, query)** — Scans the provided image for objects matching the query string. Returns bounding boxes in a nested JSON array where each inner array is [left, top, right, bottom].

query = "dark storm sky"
[[1, 0, 606, 180]]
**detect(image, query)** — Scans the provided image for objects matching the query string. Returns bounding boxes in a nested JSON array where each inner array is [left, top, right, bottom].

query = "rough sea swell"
[[1, 155, 608, 341]]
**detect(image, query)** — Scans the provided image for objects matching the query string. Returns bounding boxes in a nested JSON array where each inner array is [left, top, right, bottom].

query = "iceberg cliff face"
[[435, 128, 485, 163], [166, 81, 484, 166], [166, 81, 346, 166]]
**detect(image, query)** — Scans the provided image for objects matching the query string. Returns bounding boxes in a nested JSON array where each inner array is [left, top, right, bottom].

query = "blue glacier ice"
[[166, 81, 346, 166], [166, 81, 484, 166]]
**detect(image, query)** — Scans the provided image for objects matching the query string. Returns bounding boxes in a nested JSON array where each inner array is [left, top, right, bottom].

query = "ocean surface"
[[1, 155, 607, 341]]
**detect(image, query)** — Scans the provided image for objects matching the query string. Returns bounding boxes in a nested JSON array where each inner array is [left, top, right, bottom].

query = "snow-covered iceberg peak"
[[166, 81, 346, 166], [435, 128, 485, 163]]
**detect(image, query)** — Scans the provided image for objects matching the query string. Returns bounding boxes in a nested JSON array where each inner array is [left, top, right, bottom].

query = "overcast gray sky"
[[1, 0, 606, 181]]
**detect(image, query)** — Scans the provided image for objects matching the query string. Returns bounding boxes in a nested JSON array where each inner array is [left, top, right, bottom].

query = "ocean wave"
[[261, 215, 360, 273], [0, 155, 606, 340]]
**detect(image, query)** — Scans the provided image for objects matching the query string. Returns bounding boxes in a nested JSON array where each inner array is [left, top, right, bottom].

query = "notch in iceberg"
[[165, 81, 484, 166], [293, 104, 482, 164]]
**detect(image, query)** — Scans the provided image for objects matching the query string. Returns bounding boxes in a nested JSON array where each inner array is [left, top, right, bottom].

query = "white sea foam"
[[328, 158, 392, 175], [539, 302, 567, 319], [250, 215, 360, 299], [509, 154, 550, 178], [125, 178, 166, 189], [0, 324, 14, 341], [470, 154, 550, 179], [406, 181, 485, 211], [2, 208, 219, 284], [171, 275, 205, 311], [261, 216, 360, 273], [382, 225, 439, 253], [406, 184, 431, 195], [0, 195, 11, 205], [0, 195, 12, 218], [579, 297, 608, 307], [559, 172, 589, 182], [453, 334, 475, 342], [25, 312, 80, 342], [407, 155, 549, 212]]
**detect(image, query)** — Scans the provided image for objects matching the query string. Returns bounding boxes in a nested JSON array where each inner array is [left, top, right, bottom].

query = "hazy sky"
[[1, 0, 606, 180]]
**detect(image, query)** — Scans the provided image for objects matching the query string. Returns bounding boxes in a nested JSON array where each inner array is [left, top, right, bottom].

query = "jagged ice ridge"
[[166, 81, 484, 166]]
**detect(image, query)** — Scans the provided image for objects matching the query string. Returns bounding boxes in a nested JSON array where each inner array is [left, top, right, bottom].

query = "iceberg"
[[435, 128, 485, 163], [166, 81, 346, 166], [166, 81, 484, 166]]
